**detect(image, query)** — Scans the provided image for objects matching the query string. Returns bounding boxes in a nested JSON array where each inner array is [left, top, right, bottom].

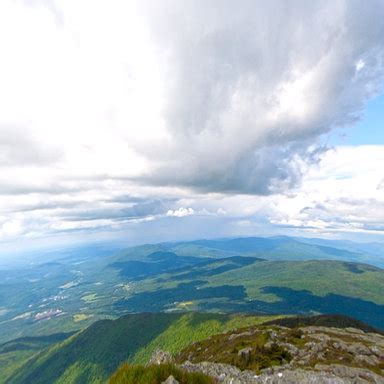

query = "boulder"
[[238, 346, 253, 357], [162, 375, 179, 384]]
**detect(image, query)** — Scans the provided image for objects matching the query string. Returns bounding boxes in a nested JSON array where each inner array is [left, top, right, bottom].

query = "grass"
[[176, 325, 291, 373], [131, 313, 283, 364], [109, 363, 215, 384]]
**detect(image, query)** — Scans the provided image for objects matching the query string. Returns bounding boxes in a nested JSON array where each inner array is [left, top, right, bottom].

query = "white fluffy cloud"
[[268, 146, 384, 235], [136, 0, 384, 193], [0, 0, 384, 247], [167, 207, 195, 218]]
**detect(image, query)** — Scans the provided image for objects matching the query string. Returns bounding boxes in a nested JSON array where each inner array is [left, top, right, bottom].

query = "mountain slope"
[[107, 314, 384, 384], [6, 313, 280, 384], [0, 332, 74, 383]]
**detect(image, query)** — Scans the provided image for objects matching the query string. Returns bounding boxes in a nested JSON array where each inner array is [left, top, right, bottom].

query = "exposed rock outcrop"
[[181, 360, 384, 383], [174, 325, 384, 383], [148, 348, 174, 366]]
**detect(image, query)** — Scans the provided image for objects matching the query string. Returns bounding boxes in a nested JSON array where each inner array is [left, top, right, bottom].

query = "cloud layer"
[[138, 0, 384, 193], [0, 0, 384, 248]]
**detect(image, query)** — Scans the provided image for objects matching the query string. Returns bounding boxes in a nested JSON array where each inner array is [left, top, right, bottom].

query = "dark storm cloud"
[[59, 199, 172, 222]]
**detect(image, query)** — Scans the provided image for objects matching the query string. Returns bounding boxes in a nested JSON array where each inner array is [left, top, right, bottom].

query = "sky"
[[0, 0, 384, 254]]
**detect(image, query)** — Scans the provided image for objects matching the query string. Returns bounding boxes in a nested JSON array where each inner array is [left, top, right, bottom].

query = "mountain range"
[[0, 236, 383, 382]]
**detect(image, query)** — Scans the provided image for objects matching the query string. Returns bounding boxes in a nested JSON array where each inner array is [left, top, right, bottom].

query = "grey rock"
[[315, 364, 384, 383], [147, 348, 174, 366], [345, 327, 366, 335], [181, 360, 242, 379], [162, 375, 179, 384], [255, 369, 358, 383], [180, 360, 382, 383], [228, 331, 255, 341], [177, 325, 384, 383], [278, 342, 299, 356], [238, 347, 253, 357], [370, 345, 384, 357], [355, 354, 380, 366]]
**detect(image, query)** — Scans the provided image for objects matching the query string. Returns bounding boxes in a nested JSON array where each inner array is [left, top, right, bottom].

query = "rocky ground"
[[156, 324, 384, 383]]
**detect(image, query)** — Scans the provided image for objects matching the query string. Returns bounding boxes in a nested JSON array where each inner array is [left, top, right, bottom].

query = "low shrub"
[[109, 363, 215, 384]]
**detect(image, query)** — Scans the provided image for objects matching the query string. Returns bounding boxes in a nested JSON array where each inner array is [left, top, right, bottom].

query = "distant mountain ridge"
[[1, 236, 383, 348], [174, 235, 383, 266]]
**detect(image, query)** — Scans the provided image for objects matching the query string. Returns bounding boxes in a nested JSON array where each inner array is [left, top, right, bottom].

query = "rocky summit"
[[162, 324, 384, 383]]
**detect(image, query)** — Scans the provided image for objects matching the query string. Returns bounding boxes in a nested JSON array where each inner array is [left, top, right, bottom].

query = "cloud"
[[1, 0, 383, 196], [166, 207, 195, 218], [22, 0, 64, 26], [0, 192, 175, 241], [60, 199, 172, 222], [0, 145, 383, 246], [136, 0, 384, 193], [266, 145, 384, 235], [0, 125, 61, 166], [1, 1, 384, 248]]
